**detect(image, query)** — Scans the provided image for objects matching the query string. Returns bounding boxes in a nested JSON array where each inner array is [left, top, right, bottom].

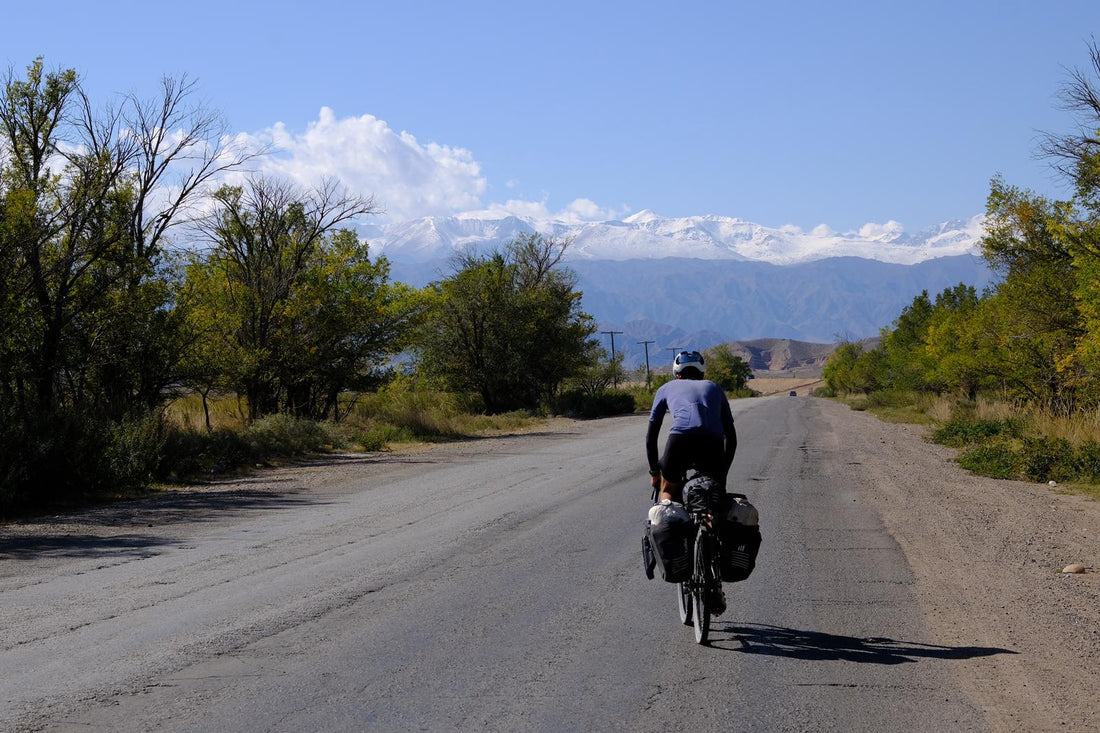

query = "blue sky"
[[5, 1, 1099, 233]]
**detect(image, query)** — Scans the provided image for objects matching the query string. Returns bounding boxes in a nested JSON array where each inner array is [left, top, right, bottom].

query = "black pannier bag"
[[647, 519, 692, 583], [683, 474, 724, 513], [716, 519, 762, 582]]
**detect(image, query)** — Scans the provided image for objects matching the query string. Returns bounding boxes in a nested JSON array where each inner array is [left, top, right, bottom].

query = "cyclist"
[[646, 350, 737, 503]]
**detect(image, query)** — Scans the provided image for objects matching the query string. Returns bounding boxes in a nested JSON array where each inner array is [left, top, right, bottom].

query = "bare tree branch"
[[126, 74, 262, 258]]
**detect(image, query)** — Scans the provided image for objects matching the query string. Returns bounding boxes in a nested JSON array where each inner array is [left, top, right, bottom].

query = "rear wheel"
[[692, 527, 711, 644], [677, 581, 693, 625]]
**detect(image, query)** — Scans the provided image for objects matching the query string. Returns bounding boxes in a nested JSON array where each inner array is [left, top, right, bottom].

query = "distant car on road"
[[789, 390, 797, 396]]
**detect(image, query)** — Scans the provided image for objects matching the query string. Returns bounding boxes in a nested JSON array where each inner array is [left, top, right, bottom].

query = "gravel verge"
[[824, 402, 1099, 732]]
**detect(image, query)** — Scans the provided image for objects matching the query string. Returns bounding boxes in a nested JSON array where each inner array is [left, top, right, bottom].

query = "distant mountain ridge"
[[724, 338, 845, 373], [369, 210, 995, 361], [568, 254, 995, 347], [364, 210, 984, 266]]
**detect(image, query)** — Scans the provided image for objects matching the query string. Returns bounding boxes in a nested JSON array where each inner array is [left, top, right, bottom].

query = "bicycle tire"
[[642, 534, 655, 580], [677, 580, 693, 625], [692, 525, 711, 644]]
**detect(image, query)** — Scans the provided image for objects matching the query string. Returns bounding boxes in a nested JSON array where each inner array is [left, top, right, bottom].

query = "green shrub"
[[348, 385, 475, 439], [159, 427, 254, 479], [1020, 436, 1075, 483], [0, 409, 159, 514], [848, 397, 870, 411], [621, 383, 657, 412], [246, 414, 341, 456], [355, 422, 413, 451], [957, 443, 1020, 479], [932, 418, 1022, 447], [158, 415, 347, 482], [104, 414, 167, 488], [1073, 442, 1100, 482], [555, 389, 635, 418]]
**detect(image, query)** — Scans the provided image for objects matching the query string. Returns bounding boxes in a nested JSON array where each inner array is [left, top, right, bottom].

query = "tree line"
[[0, 59, 599, 512], [824, 42, 1100, 415]]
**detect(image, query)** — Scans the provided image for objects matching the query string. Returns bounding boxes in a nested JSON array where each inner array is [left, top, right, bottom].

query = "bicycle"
[[645, 475, 726, 645]]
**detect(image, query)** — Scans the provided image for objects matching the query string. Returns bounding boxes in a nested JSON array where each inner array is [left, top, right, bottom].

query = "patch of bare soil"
[[824, 402, 1099, 732]]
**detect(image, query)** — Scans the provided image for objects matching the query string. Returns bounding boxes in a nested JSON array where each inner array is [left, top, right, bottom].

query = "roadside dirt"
[[823, 402, 1100, 732]]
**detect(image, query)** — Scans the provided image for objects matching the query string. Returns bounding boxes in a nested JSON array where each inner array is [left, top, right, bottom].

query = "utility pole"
[[666, 347, 683, 377], [638, 340, 655, 388], [601, 330, 624, 387]]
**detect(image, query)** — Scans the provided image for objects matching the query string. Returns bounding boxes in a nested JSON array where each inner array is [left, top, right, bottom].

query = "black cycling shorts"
[[659, 431, 724, 485]]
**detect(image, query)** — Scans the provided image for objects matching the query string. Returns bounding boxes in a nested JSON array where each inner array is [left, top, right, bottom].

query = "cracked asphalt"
[[2, 397, 1095, 731]]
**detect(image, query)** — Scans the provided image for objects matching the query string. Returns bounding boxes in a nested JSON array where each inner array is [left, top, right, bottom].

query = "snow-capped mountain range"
[[364, 210, 985, 267], [360, 210, 994, 362]]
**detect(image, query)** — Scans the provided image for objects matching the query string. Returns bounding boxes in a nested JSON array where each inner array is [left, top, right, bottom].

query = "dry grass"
[[751, 377, 825, 396], [163, 386, 548, 453], [164, 393, 247, 431], [948, 398, 1100, 444], [925, 396, 956, 423], [1028, 405, 1100, 444]]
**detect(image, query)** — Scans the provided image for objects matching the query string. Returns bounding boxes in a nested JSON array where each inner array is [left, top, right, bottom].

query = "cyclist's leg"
[[658, 433, 692, 503], [659, 476, 684, 504], [662, 432, 725, 502]]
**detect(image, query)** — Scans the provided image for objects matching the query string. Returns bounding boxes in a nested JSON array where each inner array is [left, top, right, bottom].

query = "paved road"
[[1, 397, 998, 731]]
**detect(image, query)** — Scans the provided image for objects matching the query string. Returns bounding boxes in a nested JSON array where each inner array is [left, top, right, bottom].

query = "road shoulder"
[[821, 401, 1099, 732]]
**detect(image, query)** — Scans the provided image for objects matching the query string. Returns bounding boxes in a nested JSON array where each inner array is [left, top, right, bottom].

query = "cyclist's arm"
[[646, 415, 663, 474], [721, 400, 737, 479], [646, 393, 668, 475], [723, 422, 737, 474]]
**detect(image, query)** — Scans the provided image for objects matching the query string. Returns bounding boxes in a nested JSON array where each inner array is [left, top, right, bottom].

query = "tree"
[[276, 229, 422, 420], [704, 344, 753, 391], [920, 284, 982, 397], [190, 176, 396, 421], [1040, 40, 1100, 404], [416, 234, 597, 413], [978, 181, 1083, 408], [0, 59, 256, 507], [569, 343, 622, 399], [0, 60, 251, 418], [877, 290, 936, 391], [822, 341, 868, 395]]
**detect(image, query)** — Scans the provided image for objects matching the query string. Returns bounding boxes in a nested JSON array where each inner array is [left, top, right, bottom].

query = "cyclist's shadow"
[[707, 622, 1016, 664]]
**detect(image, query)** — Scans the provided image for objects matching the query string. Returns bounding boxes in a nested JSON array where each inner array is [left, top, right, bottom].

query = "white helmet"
[[673, 350, 705, 376]]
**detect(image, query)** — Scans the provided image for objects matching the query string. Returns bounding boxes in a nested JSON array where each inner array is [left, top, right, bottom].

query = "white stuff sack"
[[729, 496, 759, 526], [648, 499, 689, 526]]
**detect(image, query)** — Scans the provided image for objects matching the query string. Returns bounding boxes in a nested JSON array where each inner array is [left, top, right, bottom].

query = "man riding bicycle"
[[646, 351, 737, 503]]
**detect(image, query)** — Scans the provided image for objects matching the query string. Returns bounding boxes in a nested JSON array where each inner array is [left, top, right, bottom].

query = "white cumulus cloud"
[[238, 107, 487, 222], [231, 108, 632, 226], [857, 220, 906, 239]]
